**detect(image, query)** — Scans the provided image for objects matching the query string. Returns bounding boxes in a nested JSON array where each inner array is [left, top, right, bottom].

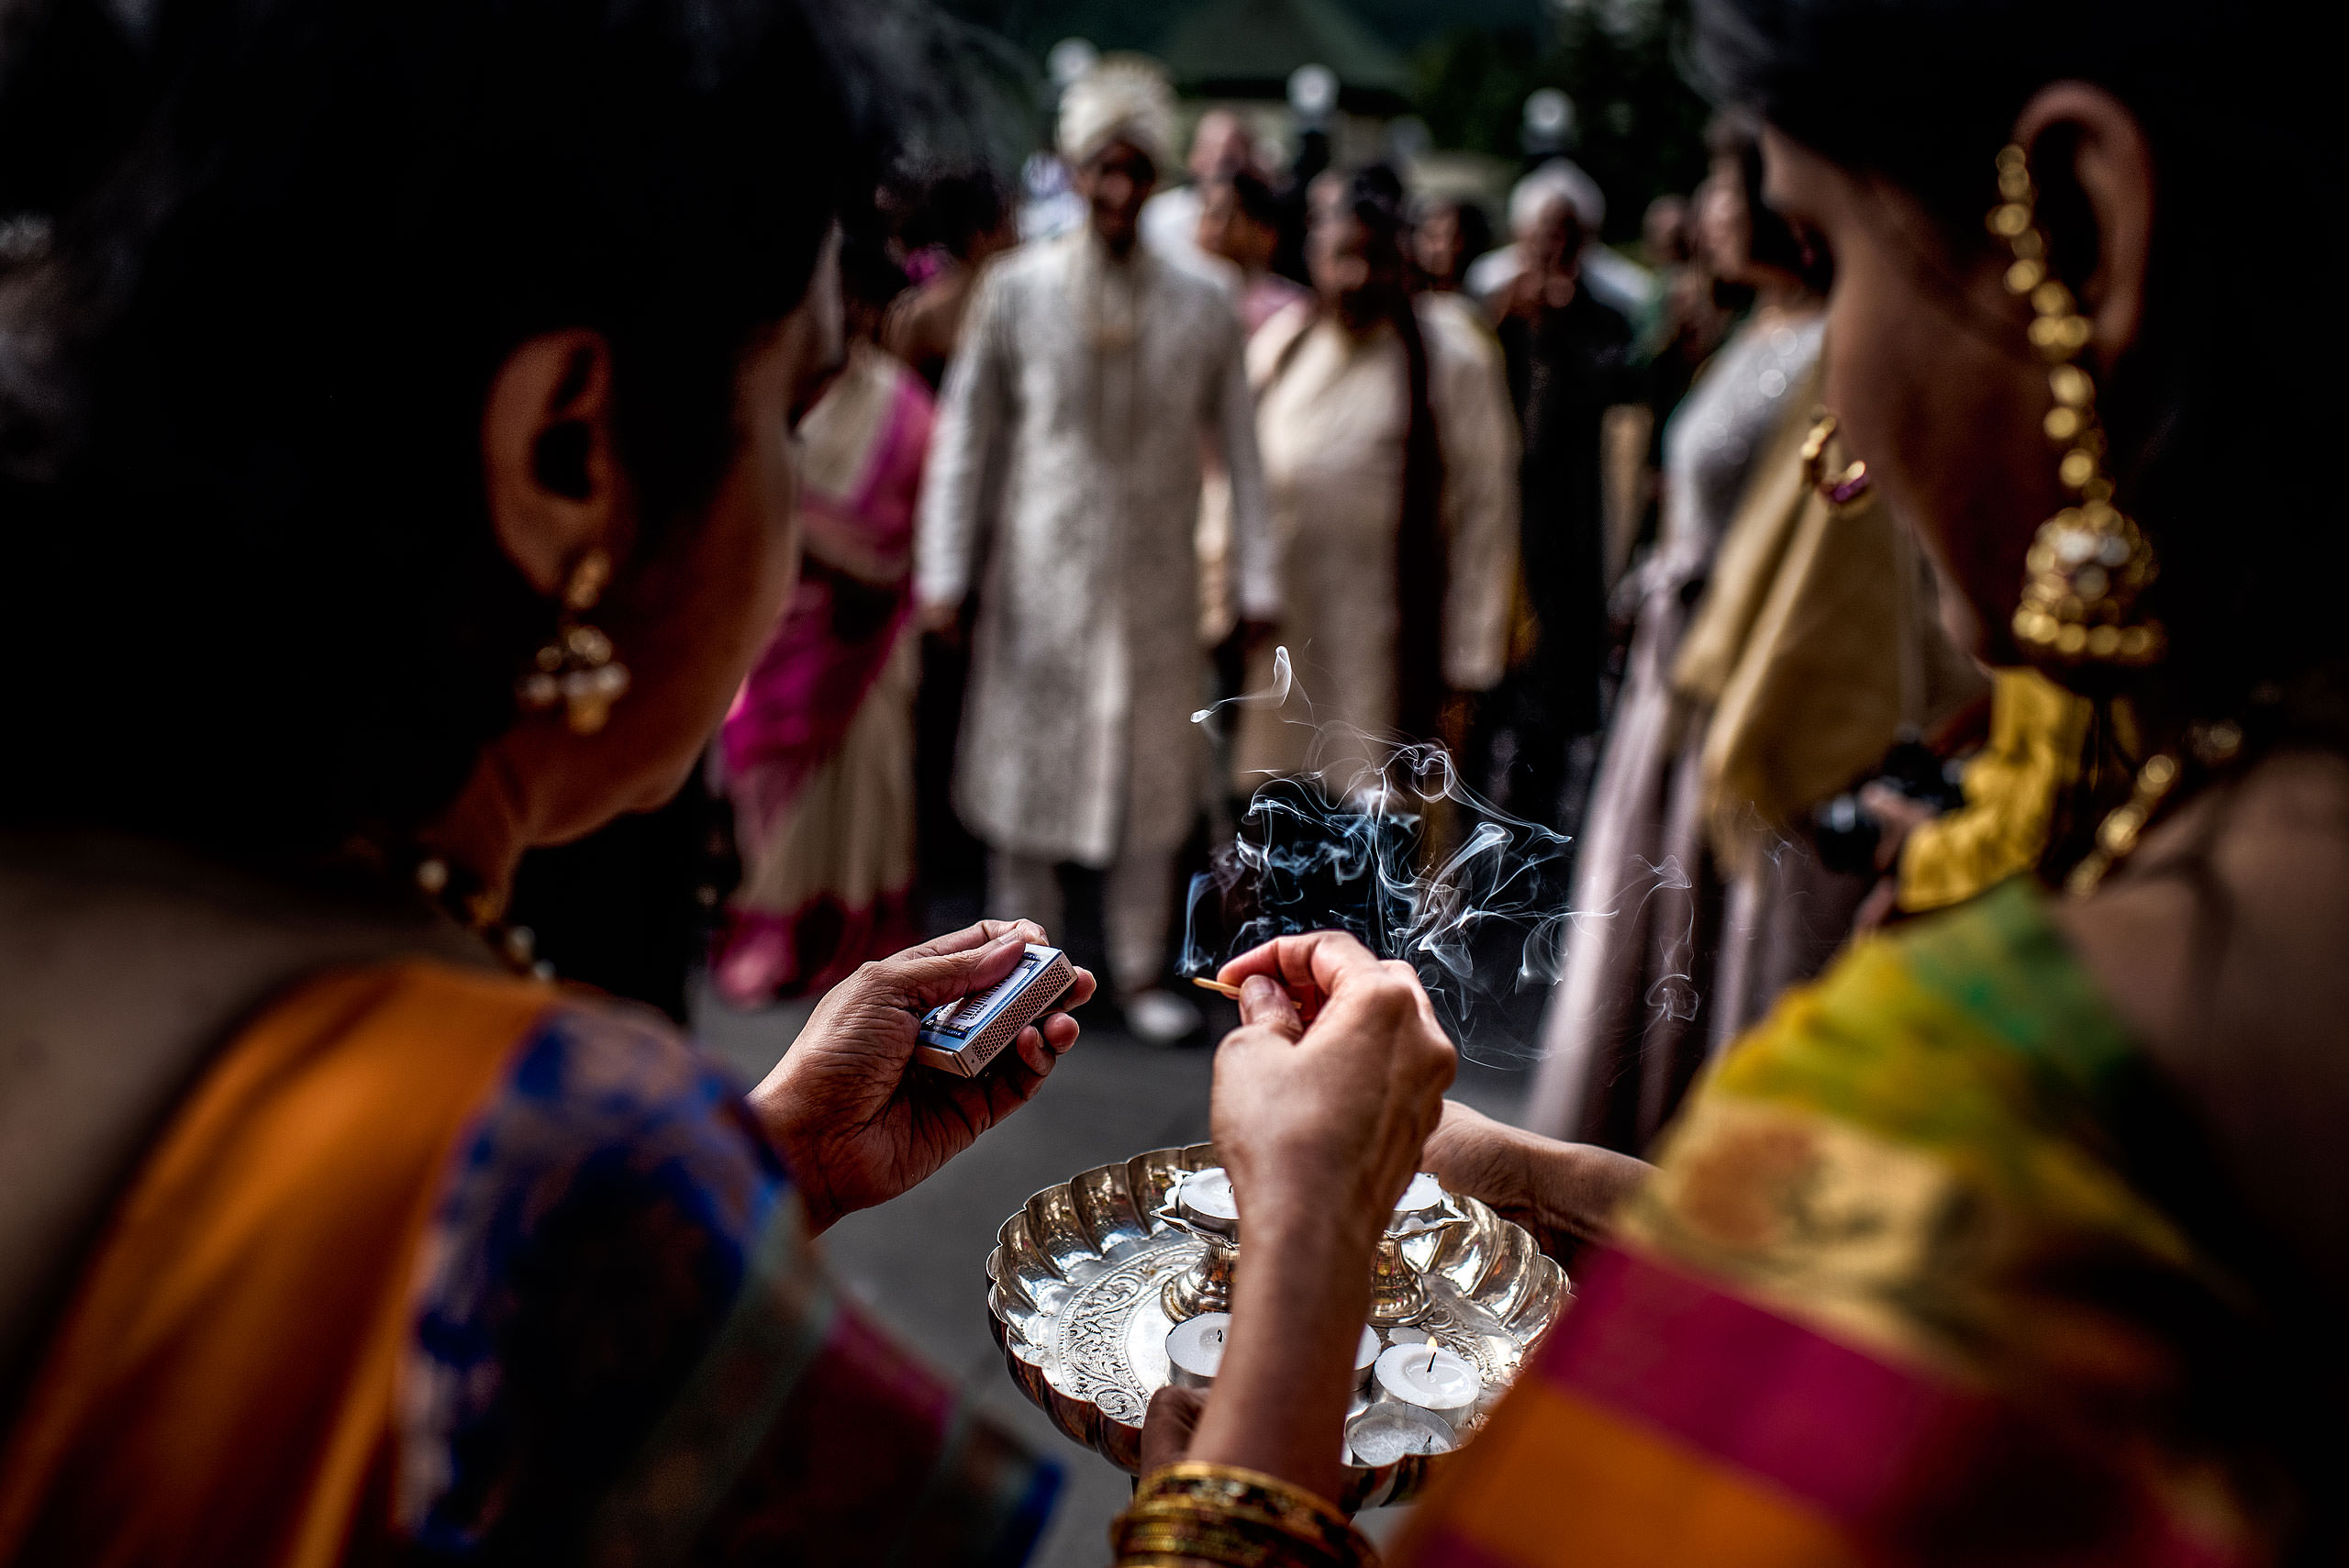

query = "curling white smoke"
[[1177, 658, 1594, 1067], [1191, 644, 1292, 727]]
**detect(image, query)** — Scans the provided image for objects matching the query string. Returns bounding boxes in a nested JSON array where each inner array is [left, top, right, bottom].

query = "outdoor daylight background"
[[915, 0, 1709, 244]]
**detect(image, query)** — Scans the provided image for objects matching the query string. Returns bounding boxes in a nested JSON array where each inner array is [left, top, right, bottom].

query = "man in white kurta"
[[917, 58, 1275, 1034], [1233, 190, 1520, 793]]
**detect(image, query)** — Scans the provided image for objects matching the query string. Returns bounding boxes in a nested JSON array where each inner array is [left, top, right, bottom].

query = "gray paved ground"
[[693, 977, 1533, 1568]]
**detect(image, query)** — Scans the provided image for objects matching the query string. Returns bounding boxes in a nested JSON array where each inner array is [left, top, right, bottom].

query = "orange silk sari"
[[0, 962, 549, 1566]]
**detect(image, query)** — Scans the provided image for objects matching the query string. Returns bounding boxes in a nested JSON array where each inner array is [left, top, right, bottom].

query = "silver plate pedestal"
[[985, 1142, 1568, 1511]]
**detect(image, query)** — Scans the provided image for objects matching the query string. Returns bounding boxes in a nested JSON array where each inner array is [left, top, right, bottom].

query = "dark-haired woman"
[[1235, 169, 1520, 792], [1106, 0, 2349, 1562], [1527, 116, 1831, 1155], [0, 1, 1105, 1560]]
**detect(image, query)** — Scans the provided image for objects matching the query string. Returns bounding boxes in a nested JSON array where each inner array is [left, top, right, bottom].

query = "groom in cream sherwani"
[[917, 57, 1276, 1042]]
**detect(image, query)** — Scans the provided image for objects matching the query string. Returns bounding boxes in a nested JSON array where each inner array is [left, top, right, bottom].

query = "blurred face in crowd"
[[1525, 193, 1586, 277], [1756, 90, 2156, 662], [1197, 177, 1276, 272], [1189, 108, 1251, 183], [1307, 177, 1402, 330], [1414, 202, 1464, 285], [1077, 139, 1156, 256], [1695, 161, 1755, 285], [1644, 195, 1691, 265]]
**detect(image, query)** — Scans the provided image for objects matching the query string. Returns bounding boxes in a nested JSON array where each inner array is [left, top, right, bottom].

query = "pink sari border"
[[1542, 1247, 1964, 1526]]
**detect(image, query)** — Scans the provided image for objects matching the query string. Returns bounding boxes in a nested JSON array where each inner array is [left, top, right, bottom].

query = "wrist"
[[1240, 1186, 1385, 1266], [747, 1077, 844, 1235], [1526, 1140, 1652, 1251]]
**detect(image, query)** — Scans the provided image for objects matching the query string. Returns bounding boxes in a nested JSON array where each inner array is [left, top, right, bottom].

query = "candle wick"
[[1423, 1345, 1436, 1377]]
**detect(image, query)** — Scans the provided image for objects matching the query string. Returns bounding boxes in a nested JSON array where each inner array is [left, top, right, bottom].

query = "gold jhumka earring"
[[517, 547, 631, 735], [1987, 145, 2202, 894], [1988, 143, 2165, 674]]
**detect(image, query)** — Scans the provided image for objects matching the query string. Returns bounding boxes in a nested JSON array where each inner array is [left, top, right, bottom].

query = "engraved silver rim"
[[985, 1142, 1569, 1511]]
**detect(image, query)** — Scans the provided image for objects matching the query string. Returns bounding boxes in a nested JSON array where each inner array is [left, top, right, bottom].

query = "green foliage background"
[[928, 0, 1714, 240], [1413, 0, 1711, 239]]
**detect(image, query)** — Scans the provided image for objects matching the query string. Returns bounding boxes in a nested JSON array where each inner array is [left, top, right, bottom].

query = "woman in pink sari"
[[717, 239, 935, 1006]]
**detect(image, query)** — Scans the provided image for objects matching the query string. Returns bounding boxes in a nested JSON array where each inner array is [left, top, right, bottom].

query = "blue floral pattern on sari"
[[396, 1002, 1055, 1565]]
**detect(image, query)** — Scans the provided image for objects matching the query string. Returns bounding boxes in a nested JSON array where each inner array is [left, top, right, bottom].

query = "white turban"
[[1510, 159, 1605, 239], [1056, 54, 1178, 173]]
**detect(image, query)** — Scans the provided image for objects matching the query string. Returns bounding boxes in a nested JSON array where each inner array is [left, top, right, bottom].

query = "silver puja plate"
[[985, 1143, 1568, 1511]]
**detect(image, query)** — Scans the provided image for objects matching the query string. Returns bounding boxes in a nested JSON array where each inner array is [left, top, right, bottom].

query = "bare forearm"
[[1521, 1137, 1652, 1250], [1422, 1105, 1653, 1258], [1184, 1206, 1377, 1503]]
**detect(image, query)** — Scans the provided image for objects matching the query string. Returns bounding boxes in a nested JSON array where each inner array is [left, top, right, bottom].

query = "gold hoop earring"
[[1988, 143, 2165, 673], [517, 548, 631, 735]]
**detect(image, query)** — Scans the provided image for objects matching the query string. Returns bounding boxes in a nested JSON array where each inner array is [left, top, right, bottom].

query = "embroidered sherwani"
[[918, 231, 1275, 868]]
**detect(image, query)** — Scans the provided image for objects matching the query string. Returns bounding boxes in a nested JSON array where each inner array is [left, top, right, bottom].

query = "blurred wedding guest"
[[1197, 168, 1310, 334], [1617, 190, 1735, 583], [881, 164, 1016, 390], [920, 57, 1273, 1044], [1487, 178, 1635, 828], [1527, 113, 1829, 1152], [1641, 192, 1691, 270], [1235, 168, 1518, 791], [1633, 189, 1731, 407], [1140, 105, 1253, 272], [1466, 160, 1654, 324], [713, 235, 930, 1007], [1412, 193, 1495, 295], [1193, 167, 1310, 653]]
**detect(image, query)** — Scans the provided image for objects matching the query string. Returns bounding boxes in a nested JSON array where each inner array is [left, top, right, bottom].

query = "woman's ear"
[[481, 328, 631, 595], [2013, 83, 2155, 370]]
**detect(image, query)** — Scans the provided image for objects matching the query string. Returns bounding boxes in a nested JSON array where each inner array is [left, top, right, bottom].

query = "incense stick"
[[1189, 976, 1242, 998]]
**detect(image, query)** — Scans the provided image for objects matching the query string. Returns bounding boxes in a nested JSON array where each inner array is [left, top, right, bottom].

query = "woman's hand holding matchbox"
[[748, 918, 1096, 1234]]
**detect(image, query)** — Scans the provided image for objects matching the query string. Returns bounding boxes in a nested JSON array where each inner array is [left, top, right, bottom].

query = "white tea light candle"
[[1353, 1326, 1382, 1395], [1345, 1404, 1456, 1466], [1175, 1167, 1240, 1223], [1374, 1342, 1478, 1413], [1392, 1172, 1446, 1216], [1165, 1312, 1231, 1387]]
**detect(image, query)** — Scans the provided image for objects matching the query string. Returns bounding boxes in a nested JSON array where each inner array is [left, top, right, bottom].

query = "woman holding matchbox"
[[1122, 0, 2349, 1562], [0, 2, 1120, 1561]]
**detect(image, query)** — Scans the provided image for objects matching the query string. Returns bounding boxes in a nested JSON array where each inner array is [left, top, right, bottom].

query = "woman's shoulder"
[[427, 987, 784, 1236], [2060, 749, 2349, 1044], [2056, 748, 2349, 1300], [1415, 290, 1502, 373], [1244, 296, 1319, 384], [400, 991, 792, 1550]]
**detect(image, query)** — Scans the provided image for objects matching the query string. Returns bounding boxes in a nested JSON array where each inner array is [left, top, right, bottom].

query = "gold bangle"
[[1113, 1512, 1363, 1568], [1109, 1463, 1378, 1568]]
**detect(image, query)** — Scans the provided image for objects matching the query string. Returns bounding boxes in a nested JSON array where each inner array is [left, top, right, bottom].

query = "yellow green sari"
[[1405, 880, 2317, 1566]]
